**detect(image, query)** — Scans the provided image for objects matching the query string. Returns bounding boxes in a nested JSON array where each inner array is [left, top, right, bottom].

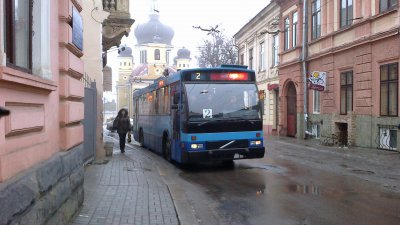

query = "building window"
[[380, 0, 398, 13], [272, 34, 279, 66], [272, 35, 279, 66], [166, 50, 171, 65], [313, 90, 320, 113], [249, 48, 253, 70], [311, 0, 321, 39], [340, 0, 353, 28], [124, 62, 127, 66], [140, 50, 147, 64], [240, 54, 244, 65], [380, 63, 398, 116], [154, 49, 160, 60], [284, 17, 290, 50], [340, 71, 353, 114], [292, 12, 298, 48], [259, 42, 265, 71], [5, 0, 33, 71]]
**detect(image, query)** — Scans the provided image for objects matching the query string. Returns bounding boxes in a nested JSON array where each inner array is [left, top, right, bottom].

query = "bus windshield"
[[184, 83, 261, 122]]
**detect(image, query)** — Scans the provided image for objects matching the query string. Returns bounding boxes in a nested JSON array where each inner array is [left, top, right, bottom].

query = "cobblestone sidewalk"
[[71, 140, 179, 225]]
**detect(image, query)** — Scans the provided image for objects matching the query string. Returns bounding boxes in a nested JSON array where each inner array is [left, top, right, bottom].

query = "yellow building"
[[116, 47, 134, 112]]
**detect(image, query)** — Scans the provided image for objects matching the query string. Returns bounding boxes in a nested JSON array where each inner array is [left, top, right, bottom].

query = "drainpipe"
[[301, 0, 309, 139]]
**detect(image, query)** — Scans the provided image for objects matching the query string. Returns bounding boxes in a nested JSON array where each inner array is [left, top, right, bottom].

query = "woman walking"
[[113, 109, 132, 153]]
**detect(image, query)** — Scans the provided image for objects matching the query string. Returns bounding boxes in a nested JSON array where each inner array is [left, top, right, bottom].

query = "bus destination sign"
[[185, 71, 254, 82]]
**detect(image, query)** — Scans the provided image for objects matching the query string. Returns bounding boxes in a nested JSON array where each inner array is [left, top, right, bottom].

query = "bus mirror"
[[173, 93, 180, 104]]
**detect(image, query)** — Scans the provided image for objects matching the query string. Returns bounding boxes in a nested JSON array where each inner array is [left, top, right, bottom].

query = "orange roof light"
[[158, 80, 165, 88]]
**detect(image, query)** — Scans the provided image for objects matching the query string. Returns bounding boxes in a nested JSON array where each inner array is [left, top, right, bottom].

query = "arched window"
[[154, 49, 160, 60]]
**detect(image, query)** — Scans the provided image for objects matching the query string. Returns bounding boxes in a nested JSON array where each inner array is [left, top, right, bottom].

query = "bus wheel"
[[139, 129, 144, 147], [163, 136, 172, 162], [222, 160, 234, 168]]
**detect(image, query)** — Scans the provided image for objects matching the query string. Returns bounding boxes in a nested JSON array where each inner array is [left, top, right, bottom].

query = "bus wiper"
[[196, 119, 224, 126], [225, 117, 256, 124]]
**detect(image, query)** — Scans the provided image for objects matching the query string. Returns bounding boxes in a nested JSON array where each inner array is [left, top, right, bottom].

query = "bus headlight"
[[250, 140, 262, 146], [190, 144, 204, 149]]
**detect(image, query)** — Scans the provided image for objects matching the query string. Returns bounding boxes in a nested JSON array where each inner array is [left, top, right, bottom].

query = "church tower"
[[174, 47, 191, 70], [133, 0, 174, 77], [116, 47, 133, 111]]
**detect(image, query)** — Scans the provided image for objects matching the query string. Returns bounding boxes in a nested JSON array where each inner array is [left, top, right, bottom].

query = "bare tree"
[[195, 28, 237, 68]]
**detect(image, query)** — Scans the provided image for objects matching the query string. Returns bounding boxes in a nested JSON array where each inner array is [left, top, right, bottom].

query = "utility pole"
[[301, 0, 309, 139]]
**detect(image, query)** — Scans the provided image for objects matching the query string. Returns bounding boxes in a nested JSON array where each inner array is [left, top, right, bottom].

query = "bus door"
[[171, 91, 180, 140], [170, 83, 182, 160]]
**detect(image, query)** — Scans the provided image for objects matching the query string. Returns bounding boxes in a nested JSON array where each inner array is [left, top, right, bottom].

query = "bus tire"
[[222, 160, 234, 168], [163, 134, 172, 162], [139, 128, 144, 147]]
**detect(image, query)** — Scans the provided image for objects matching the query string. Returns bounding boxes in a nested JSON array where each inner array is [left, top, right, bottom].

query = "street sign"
[[308, 71, 327, 91]]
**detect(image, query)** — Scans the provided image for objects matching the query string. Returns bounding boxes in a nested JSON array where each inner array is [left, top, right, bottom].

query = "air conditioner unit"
[[379, 128, 397, 150]]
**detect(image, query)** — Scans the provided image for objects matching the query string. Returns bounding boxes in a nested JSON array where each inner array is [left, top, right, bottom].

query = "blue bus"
[[132, 65, 265, 163]]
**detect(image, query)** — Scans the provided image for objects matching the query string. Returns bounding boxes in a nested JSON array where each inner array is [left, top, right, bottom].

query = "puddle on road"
[[235, 163, 286, 174], [350, 169, 375, 175], [285, 184, 321, 196], [256, 185, 266, 196], [124, 167, 152, 172]]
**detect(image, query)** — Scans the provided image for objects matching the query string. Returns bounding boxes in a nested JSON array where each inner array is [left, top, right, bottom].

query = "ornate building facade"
[[277, 0, 399, 151], [234, 1, 281, 135]]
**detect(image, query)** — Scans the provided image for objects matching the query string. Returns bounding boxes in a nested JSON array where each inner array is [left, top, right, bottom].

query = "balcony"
[[102, 0, 135, 51]]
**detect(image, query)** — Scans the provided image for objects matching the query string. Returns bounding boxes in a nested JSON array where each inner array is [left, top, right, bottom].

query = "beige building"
[[234, 1, 280, 135], [82, 0, 134, 159]]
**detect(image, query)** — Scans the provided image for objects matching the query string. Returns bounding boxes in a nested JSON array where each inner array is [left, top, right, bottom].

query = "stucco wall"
[[0, 0, 86, 224]]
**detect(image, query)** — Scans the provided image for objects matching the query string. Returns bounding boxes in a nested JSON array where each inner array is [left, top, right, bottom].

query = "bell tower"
[[116, 47, 134, 111]]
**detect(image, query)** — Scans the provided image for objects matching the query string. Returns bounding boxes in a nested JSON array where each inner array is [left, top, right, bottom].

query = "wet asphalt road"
[[158, 146, 399, 225], [175, 158, 400, 225], [106, 130, 400, 225]]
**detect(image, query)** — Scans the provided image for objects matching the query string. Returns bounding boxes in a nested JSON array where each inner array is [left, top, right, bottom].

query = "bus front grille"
[[206, 140, 248, 150]]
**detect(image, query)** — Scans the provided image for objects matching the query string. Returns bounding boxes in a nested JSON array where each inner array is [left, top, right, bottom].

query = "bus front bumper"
[[181, 147, 265, 163]]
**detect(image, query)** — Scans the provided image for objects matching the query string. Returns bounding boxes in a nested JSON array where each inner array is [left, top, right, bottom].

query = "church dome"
[[134, 15, 174, 45], [118, 46, 132, 57], [177, 47, 191, 59]]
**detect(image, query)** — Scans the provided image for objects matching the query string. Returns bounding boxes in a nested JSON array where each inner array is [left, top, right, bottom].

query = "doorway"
[[286, 82, 297, 137]]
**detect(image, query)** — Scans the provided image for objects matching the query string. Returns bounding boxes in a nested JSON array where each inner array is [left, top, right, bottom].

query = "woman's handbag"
[[112, 117, 119, 130], [127, 132, 132, 143]]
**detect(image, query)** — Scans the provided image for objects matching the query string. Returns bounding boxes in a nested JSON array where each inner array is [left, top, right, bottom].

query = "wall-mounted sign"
[[72, 6, 83, 51], [267, 83, 279, 91], [308, 71, 327, 91]]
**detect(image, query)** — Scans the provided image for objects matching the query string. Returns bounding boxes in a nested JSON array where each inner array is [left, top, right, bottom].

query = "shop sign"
[[308, 71, 327, 91], [267, 83, 279, 91]]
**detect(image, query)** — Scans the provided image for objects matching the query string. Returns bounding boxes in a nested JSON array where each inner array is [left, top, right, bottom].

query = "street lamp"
[[0, 106, 10, 118]]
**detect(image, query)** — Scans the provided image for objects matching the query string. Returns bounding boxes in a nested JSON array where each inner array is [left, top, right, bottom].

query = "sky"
[[104, 0, 270, 101]]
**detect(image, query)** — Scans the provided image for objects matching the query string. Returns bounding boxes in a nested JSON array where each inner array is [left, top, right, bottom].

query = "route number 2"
[[195, 73, 201, 80], [203, 109, 213, 118]]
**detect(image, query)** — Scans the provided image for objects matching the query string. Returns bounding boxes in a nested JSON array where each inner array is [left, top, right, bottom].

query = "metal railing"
[[81, 73, 94, 88], [375, 125, 398, 151]]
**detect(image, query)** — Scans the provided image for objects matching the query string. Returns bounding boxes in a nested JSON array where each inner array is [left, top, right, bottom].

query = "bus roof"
[[132, 65, 254, 98]]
